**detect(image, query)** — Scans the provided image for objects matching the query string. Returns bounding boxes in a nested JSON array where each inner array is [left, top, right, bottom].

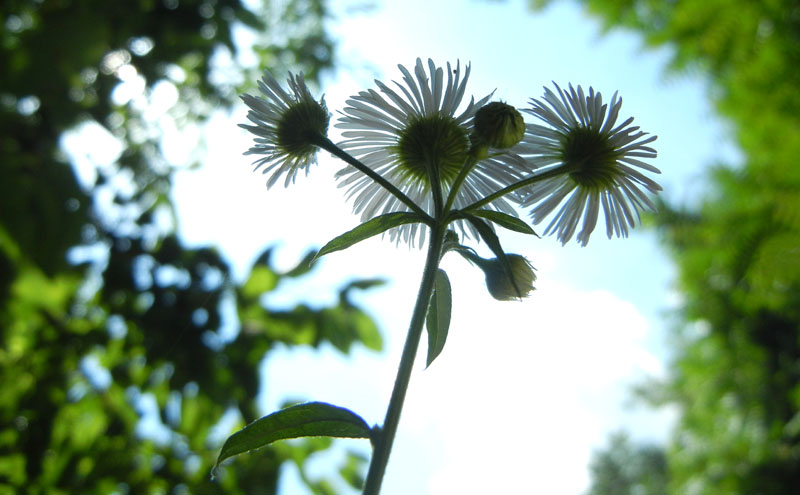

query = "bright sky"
[[70, 0, 740, 494]]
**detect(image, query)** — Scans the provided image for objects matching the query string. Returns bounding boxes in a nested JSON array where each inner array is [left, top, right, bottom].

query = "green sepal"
[[312, 212, 424, 263], [462, 214, 523, 298], [425, 269, 452, 368], [467, 209, 538, 236], [214, 402, 372, 471]]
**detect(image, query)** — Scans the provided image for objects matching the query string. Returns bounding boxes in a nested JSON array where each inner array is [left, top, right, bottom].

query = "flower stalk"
[[442, 153, 478, 213], [311, 135, 430, 219], [362, 223, 446, 495], [462, 163, 574, 212]]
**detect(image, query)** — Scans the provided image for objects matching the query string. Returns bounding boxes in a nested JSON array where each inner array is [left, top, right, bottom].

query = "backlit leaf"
[[312, 212, 424, 263], [467, 209, 538, 236], [425, 269, 452, 367], [215, 402, 373, 470]]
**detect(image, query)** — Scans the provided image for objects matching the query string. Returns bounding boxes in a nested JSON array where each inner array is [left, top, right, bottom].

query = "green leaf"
[[283, 249, 318, 278], [463, 214, 522, 298], [214, 402, 372, 470], [312, 212, 424, 263], [339, 450, 369, 490], [240, 265, 279, 298], [426, 269, 452, 367], [468, 209, 538, 236], [342, 278, 387, 293]]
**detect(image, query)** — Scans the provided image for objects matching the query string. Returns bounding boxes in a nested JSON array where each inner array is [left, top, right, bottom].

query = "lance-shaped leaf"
[[312, 212, 424, 263], [466, 209, 538, 236], [214, 402, 372, 470], [462, 214, 523, 298], [283, 249, 319, 278], [425, 269, 452, 367]]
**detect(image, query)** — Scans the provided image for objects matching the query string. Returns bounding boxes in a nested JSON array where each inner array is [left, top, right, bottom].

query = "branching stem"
[[321, 135, 567, 495], [313, 136, 429, 218], [463, 164, 569, 212]]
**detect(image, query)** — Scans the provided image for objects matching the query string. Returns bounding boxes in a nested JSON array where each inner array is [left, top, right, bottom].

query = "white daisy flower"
[[240, 71, 330, 188], [335, 58, 532, 246], [517, 83, 661, 246]]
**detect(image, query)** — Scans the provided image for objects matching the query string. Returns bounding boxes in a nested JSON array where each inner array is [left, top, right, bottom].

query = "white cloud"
[[393, 278, 663, 495]]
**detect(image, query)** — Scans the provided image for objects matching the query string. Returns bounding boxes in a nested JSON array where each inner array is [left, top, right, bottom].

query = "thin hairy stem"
[[462, 164, 570, 212], [362, 224, 445, 495], [426, 159, 445, 218], [313, 136, 429, 218], [442, 154, 478, 213]]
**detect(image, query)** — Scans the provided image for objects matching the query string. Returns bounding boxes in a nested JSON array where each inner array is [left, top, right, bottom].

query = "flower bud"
[[473, 102, 525, 149], [483, 254, 536, 301]]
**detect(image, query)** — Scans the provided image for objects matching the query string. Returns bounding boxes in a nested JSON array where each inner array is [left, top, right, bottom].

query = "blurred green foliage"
[[0, 0, 380, 493], [587, 432, 668, 495], [528, 0, 800, 493]]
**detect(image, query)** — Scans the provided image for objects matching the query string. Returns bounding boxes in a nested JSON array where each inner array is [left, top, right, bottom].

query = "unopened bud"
[[473, 102, 525, 149], [483, 254, 536, 301]]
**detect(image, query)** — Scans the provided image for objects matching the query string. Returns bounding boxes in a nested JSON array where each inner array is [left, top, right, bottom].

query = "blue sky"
[[66, 0, 741, 493]]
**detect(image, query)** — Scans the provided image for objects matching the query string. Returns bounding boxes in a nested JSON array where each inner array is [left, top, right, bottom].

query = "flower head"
[[335, 58, 531, 246], [240, 71, 330, 188], [517, 83, 660, 246]]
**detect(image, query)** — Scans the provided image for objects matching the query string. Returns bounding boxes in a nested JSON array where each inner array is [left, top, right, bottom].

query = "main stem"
[[362, 223, 445, 495]]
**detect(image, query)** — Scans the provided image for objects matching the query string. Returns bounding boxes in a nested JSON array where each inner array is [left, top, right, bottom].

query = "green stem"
[[313, 136, 429, 218], [442, 154, 478, 213], [362, 223, 445, 495], [462, 164, 570, 212], [428, 164, 444, 218]]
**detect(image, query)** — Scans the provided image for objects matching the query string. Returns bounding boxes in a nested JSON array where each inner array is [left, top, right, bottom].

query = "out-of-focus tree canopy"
[[527, 0, 800, 493], [0, 1, 380, 494], [586, 432, 668, 495]]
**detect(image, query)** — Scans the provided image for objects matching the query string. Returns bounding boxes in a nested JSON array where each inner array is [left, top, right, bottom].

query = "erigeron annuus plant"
[[216, 58, 660, 494]]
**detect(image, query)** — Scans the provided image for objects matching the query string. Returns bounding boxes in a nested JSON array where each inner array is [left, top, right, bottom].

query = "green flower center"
[[277, 99, 330, 157], [394, 114, 470, 187], [561, 126, 619, 190]]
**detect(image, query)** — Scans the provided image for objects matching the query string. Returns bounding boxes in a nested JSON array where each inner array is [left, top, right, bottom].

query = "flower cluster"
[[240, 59, 660, 247], [231, 58, 663, 495]]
